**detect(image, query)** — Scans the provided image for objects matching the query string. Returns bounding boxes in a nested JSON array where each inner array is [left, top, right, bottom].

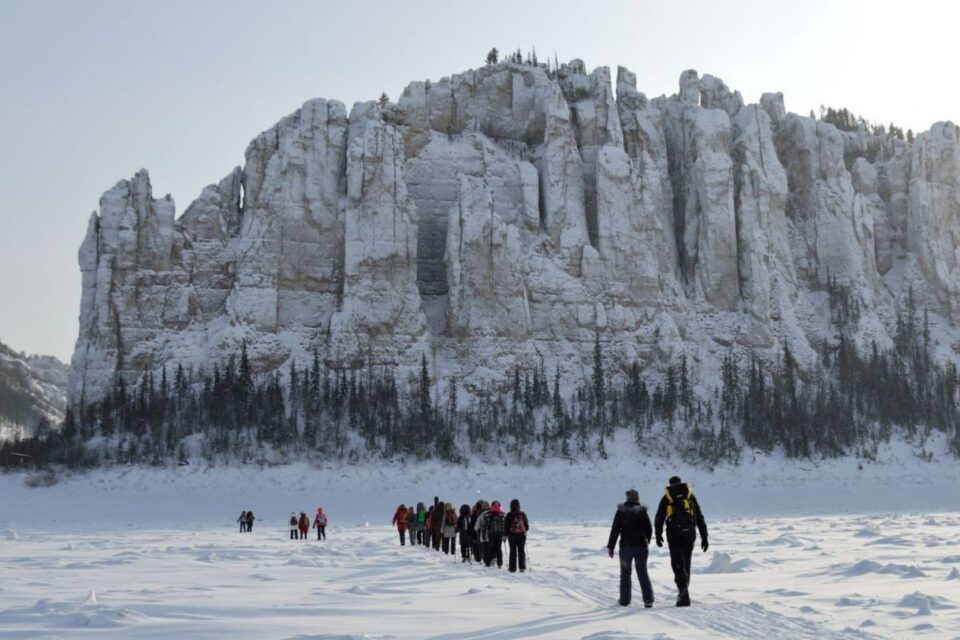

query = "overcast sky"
[[1, 0, 957, 361]]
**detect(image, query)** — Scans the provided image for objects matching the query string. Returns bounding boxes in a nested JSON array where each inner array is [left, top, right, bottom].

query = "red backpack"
[[445, 509, 457, 526], [509, 512, 527, 535]]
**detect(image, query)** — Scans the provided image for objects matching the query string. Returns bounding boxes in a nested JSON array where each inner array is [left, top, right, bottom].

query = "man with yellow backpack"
[[654, 476, 709, 607]]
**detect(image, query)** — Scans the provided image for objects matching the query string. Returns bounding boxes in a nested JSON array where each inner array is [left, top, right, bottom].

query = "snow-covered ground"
[[2, 443, 960, 639]]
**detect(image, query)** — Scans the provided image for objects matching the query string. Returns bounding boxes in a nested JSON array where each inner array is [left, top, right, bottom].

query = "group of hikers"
[[607, 476, 709, 607], [236, 510, 255, 532], [288, 508, 328, 540], [233, 475, 707, 608], [391, 497, 530, 573]]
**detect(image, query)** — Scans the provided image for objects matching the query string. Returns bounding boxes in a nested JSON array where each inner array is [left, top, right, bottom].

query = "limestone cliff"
[[68, 61, 960, 406]]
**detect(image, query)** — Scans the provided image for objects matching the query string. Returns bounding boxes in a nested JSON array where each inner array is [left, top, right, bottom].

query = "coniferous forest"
[[3, 289, 958, 470]]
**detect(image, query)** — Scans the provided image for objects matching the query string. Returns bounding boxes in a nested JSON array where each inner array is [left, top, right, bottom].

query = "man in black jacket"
[[607, 489, 654, 608], [654, 476, 708, 607], [505, 498, 530, 573]]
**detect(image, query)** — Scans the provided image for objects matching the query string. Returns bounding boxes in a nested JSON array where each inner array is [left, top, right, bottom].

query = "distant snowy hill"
[[0, 339, 67, 440]]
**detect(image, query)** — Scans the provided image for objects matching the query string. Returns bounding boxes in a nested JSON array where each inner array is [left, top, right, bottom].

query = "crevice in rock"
[[537, 165, 547, 233], [666, 110, 690, 283]]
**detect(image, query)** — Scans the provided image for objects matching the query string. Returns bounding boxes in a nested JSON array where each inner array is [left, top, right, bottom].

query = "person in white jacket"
[[288, 512, 298, 540]]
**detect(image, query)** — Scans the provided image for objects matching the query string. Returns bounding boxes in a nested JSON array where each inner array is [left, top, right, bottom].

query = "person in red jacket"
[[313, 507, 328, 540], [424, 506, 434, 548], [392, 504, 409, 546]]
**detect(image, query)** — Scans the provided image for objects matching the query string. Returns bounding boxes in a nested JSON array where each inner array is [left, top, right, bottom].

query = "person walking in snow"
[[238, 510, 247, 533], [406, 503, 417, 546], [245, 510, 255, 532], [298, 512, 310, 540], [442, 503, 457, 555], [313, 507, 328, 540], [289, 512, 299, 540], [457, 504, 473, 563], [393, 504, 409, 546], [432, 501, 445, 551], [607, 488, 654, 608], [505, 499, 530, 573], [425, 505, 436, 549], [469, 501, 484, 562], [473, 500, 490, 563], [415, 502, 427, 546], [655, 476, 708, 607], [482, 501, 506, 568]]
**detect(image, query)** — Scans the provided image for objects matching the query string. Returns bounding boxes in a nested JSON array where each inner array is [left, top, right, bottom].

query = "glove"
[[701, 539, 709, 552], [656, 536, 663, 548], [608, 548, 614, 558]]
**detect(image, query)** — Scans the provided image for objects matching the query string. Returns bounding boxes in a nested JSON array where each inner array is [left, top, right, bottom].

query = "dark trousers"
[[299, 529, 307, 539], [317, 526, 326, 540], [239, 522, 245, 533], [246, 522, 253, 532], [290, 530, 297, 540], [619, 545, 654, 605], [442, 535, 455, 555], [398, 529, 406, 545], [508, 534, 526, 572], [667, 530, 696, 589], [433, 530, 443, 551], [459, 534, 472, 561], [484, 535, 503, 567]]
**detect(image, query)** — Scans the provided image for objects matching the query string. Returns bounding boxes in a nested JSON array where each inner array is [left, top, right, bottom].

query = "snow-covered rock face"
[[909, 122, 960, 321], [0, 340, 67, 439], [68, 62, 960, 406]]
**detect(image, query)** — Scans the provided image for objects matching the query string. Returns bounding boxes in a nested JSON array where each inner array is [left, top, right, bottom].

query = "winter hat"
[[489, 502, 503, 514], [625, 489, 640, 503], [510, 499, 521, 512], [669, 476, 682, 486]]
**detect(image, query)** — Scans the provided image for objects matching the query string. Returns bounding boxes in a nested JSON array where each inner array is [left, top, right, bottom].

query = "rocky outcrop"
[[909, 122, 960, 321], [0, 340, 67, 440], [68, 61, 960, 407]]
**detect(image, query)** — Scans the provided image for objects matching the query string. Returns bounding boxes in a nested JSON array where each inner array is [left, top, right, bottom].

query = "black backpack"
[[290, 516, 297, 527], [488, 512, 506, 536]]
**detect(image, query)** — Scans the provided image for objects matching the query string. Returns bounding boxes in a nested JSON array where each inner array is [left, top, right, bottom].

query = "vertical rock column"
[[908, 122, 960, 320], [328, 103, 428, 365]]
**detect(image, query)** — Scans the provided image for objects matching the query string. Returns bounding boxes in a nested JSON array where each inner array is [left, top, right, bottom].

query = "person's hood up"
[[509, 499, 520, 513], [489, 503, 503, 514]]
